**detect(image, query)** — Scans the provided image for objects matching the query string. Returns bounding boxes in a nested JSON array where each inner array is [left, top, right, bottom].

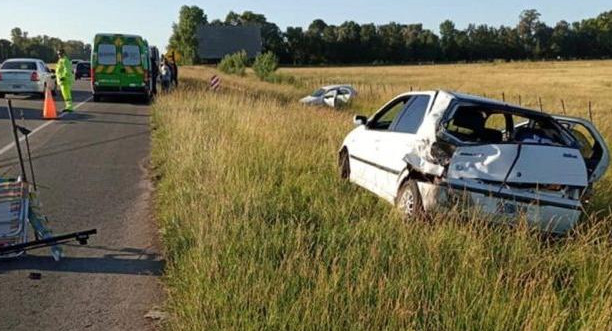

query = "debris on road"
[[28, 272, 42, 280]]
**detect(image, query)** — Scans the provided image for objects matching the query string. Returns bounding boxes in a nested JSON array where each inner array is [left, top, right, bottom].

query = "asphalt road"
[[0, 81, 162, 330]]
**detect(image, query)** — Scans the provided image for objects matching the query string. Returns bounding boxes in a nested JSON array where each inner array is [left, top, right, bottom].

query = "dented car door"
[[375, 94, 434, 198]]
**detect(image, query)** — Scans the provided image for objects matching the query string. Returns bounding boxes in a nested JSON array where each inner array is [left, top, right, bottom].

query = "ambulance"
[[91, 33, 153, 103]]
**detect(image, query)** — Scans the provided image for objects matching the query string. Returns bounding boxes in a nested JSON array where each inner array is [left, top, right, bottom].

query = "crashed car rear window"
[[444, 104, 570, 146]]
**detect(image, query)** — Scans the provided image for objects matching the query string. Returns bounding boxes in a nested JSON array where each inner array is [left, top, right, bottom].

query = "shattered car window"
[[311, 88, 326, 97], [444, 104, 571, 146]]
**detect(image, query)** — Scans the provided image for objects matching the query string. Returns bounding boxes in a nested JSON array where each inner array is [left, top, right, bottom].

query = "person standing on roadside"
[[169, 53, 178, 88], [160, 59, 172, 93], [55, 49, 74, 113]]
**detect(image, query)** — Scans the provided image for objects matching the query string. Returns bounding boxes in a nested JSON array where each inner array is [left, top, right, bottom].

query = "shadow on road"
[[0, 106, 47, 120], [0, 245, 163, 276], [0, 130, 149, 168]]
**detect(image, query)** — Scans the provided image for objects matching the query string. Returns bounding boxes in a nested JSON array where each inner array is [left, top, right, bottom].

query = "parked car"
[[339, 90, 609, 234], [91, 33, 153, 103], [300, 85, 356, 108], [71, 59, 85, 71], [74, 61, 91, 80], [0, 58, 57, 99]]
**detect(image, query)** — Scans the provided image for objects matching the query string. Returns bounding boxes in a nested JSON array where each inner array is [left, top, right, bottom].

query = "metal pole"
[[538, 97, 543, 112], [6, 100, 27, 181], [561, 99, 566, 115], [18, 109, 37, 190]]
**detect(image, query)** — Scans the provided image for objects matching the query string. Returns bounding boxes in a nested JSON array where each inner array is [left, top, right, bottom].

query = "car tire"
[[0, 93, 4, 99], [339, 149, 350, 180], [396, 179, 424, 220], [142, 93, 151, 105], [93, 95, 101, 102]]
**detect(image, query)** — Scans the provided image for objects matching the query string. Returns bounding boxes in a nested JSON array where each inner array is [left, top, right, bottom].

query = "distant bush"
[[217, 50, 248, 76], [252, 52, 279, 81]]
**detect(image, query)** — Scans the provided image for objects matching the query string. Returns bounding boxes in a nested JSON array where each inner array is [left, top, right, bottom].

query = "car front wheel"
[[396, 179, 424, 220]]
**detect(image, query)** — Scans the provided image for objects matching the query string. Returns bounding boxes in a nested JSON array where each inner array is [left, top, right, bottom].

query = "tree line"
[[169, 6, 612, 65], [0, 28, 91, 63]]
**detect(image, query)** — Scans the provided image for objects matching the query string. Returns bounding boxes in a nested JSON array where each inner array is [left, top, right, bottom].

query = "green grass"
[[153, 62, 612, 330]]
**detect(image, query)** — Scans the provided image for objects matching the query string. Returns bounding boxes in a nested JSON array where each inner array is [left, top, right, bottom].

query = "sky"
[[1, 1, 610, 51]]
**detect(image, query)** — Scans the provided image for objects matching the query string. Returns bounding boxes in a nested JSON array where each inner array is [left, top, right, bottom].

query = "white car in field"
[[0, 58, 57, 99], [300, 85, 356, 108], [339, 90, 609, 234]]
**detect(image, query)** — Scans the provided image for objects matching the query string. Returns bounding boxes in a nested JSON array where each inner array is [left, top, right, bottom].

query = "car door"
[[553, 116, 610, 184], [323, 88, 338, 107], [94, 42, 121, 88], [375, 94, 433, 198], [349, 96, 412, 200]]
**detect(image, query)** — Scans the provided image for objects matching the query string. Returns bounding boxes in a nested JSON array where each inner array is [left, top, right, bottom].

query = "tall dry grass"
[[153, 61, 612, 330]]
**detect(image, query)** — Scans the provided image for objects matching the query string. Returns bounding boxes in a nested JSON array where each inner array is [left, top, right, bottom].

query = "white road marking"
[[0, 96, 93, 156]]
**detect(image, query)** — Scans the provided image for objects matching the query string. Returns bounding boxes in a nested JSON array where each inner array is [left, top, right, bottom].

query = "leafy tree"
[[252, 51, 279, 80], [168, 5, 207, 64]]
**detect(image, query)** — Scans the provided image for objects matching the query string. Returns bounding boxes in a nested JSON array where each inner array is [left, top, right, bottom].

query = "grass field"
[[153, 60, 612, 330]]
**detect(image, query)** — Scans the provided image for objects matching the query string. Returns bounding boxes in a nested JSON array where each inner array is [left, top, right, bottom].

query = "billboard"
[[197, 25, 262, 60]]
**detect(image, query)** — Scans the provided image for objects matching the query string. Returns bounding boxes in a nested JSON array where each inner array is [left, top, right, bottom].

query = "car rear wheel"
[[396, 179, 424, 220], [0, 93, 4, 99], [339, 149, 350, 180], [93, 95, 101, 102]]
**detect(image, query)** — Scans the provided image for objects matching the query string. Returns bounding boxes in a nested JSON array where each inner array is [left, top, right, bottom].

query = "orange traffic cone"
[[43, 88, 57, 120]]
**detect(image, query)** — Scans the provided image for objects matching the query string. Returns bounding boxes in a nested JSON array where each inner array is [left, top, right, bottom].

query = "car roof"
[[95, 33, 143, 39], [2, 58, 42, 62], [322, 84, 354, 90], [395, 90, 553, 119]]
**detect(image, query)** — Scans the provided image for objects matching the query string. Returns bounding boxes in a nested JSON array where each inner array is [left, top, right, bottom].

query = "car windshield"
[[311, 88, 326, 97], [1, 61, 36, 70]]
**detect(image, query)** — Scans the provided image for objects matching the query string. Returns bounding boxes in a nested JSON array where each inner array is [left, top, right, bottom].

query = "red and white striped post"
[[210, 75, 221, 91]]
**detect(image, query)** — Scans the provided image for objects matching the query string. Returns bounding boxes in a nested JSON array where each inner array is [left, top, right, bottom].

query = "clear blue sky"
[[0, 1, 609, 51]]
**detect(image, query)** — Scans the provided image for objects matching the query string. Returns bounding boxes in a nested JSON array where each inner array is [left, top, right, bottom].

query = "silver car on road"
[[0, 58, 57, 99]]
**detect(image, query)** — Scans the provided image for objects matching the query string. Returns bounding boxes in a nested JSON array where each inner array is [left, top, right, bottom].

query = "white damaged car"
[[339, 90, 609, 234], [300, 85, 356, 108]]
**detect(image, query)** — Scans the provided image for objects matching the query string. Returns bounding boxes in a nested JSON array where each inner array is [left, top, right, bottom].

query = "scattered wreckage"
[[300, 85, 356, 108], [339, 90, 609, 234]]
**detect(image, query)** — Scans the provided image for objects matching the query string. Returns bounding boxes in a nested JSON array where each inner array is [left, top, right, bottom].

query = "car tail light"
[[0, 72, 3, 81], [90, 68, 95, 81], [30, 71, 39, 81]]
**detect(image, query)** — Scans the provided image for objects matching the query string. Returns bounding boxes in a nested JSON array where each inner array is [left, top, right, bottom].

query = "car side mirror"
[[353, 115, 368, 126]]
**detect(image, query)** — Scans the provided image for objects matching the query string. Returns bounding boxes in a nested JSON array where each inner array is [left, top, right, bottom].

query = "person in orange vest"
[[55, 49, 74, 113]]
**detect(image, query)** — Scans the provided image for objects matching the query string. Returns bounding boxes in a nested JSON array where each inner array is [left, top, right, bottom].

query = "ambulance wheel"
[[396, 179, 424, 220]]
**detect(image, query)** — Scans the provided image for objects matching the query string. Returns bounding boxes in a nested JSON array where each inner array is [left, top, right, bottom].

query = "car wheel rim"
[[399, 188, 415, 216]]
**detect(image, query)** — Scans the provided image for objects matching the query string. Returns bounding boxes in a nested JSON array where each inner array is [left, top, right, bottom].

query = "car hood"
[[300, 96, 323, 105]]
